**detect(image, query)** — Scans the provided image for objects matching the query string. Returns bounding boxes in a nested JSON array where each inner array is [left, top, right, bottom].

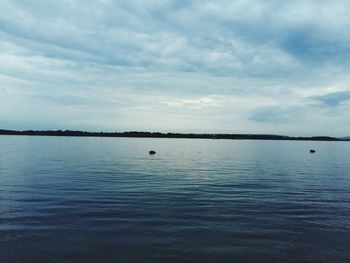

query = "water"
[[0, 136, 350, 262]]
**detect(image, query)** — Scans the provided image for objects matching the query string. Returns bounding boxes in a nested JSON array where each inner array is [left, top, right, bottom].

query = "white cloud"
[[162, 97, 217, 109]]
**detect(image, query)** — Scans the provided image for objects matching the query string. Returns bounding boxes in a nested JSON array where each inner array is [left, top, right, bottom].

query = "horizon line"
[[0, 128, 348, 141]]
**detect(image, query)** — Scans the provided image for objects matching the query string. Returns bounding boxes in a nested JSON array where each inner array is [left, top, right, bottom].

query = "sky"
[[0, 0, 350, 136]]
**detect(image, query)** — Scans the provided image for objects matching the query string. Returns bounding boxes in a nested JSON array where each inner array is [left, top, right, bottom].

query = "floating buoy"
[[149, 150, 156, 155], [310, 149, 316, 153]]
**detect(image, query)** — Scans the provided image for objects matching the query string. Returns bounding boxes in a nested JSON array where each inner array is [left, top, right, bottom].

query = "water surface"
[[0, 136, 350, 262]]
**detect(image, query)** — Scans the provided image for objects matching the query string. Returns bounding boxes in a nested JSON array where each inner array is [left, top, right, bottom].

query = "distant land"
[[0, 129, 349, 141]]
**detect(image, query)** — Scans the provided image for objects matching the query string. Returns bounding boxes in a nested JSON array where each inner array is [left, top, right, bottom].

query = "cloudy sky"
[[1, 0, 350, 136]]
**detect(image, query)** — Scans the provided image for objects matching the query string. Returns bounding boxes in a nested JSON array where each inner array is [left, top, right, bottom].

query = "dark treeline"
[[0, 129, 346, 141]]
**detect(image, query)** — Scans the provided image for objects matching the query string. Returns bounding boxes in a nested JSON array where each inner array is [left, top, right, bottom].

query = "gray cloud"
[[313, 91, 350, 107], [1, 0, 350, 136], [249, 106, 297, 124]]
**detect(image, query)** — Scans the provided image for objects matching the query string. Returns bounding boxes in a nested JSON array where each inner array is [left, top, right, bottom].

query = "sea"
[[0, 136, 349, 262]]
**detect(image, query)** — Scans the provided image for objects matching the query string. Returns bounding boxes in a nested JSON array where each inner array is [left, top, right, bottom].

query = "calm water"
[[0, 136, 350, 262]]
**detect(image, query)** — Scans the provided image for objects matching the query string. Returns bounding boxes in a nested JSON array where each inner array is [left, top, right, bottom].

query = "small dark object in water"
[[310, 149, 316, 153], [149, 150, 156, 155]]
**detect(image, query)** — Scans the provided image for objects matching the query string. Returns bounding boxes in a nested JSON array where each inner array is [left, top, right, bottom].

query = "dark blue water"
[[1, 136, 350, 262]]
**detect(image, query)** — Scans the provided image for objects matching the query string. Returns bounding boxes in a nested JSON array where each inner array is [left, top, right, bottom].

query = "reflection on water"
[[0, 136, 350, 262]]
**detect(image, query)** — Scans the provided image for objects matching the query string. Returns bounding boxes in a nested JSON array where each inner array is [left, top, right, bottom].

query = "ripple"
[[1, 137, 350, 262]]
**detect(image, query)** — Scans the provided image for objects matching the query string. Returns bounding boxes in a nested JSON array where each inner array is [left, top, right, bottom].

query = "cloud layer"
[[1, 0, 350, 136]]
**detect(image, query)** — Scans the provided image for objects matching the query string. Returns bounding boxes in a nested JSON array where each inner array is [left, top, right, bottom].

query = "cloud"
[[1, 0, 350, 136], [249, 106, 298, 124], [162, 97, 217, 109], [313, 91, 350, 107]]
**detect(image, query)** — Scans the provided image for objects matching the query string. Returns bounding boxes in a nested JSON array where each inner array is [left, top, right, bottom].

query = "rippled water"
[[0, 136, 350, 262]]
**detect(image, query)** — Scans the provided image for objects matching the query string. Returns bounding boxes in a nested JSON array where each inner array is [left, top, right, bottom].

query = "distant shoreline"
[[0, 129, 348, 141]]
